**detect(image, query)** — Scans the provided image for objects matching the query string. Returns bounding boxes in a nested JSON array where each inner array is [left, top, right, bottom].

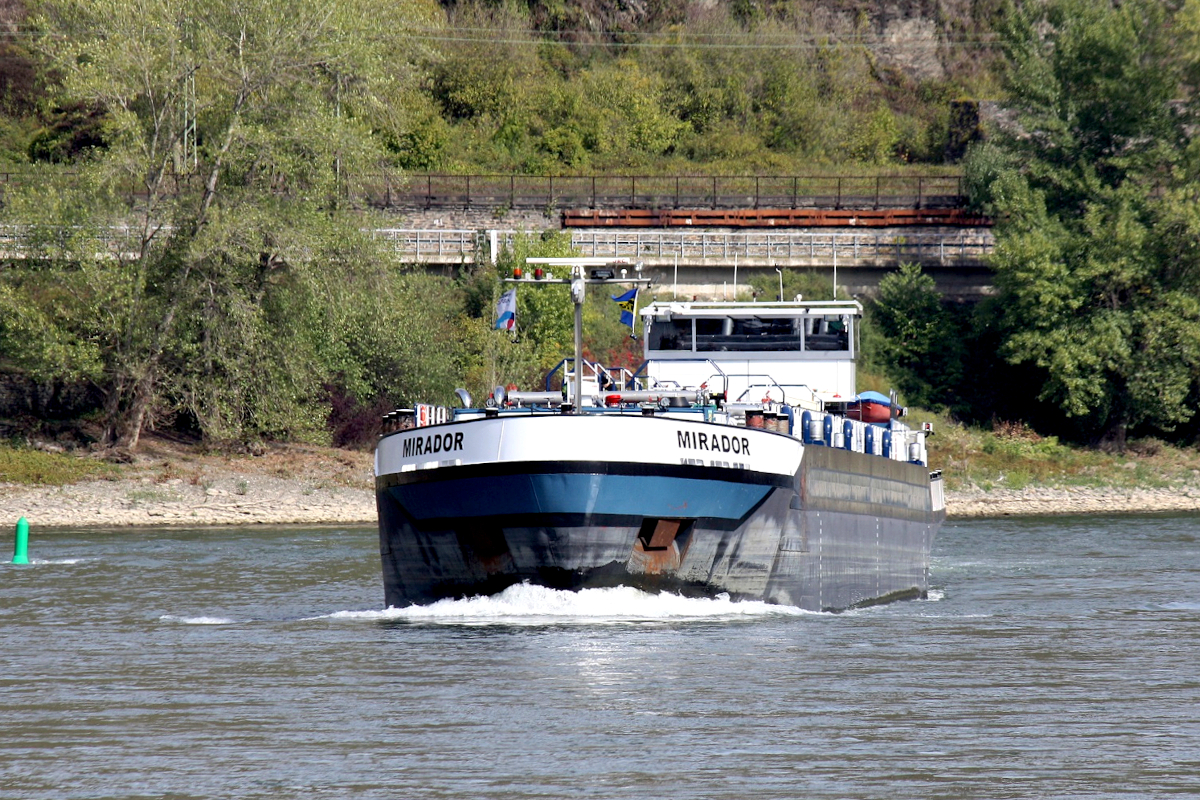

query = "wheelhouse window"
[[649, 313, 852, 354], [804, 315, 850, 351], [649, 318, 693, 351], [694, 316, 804, 351], [694, 317, 727, 351]]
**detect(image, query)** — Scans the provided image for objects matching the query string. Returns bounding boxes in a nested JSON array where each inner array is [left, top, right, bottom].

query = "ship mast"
[[512, 257, 651, 409]]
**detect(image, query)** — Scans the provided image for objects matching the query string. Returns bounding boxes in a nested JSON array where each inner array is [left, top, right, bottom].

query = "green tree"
[[967, 0, 1200, 447], [578, 58, 684, 162], [15, 0, 438, 449], [747, 267, 836, 303], [454, 231, 650, 400], [867, 263, 963, 410], [456, 232, 577, 398], [0, 277, 101, 384]]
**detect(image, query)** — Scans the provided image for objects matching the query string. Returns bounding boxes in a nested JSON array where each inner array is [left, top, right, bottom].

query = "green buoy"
[[12, 517, 29, 564]]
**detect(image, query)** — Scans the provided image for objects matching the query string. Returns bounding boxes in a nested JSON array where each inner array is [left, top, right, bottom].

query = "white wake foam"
[[1149, 601, 1200, 612], [159, 614, 238, 625], [320, 583, 811, 625]]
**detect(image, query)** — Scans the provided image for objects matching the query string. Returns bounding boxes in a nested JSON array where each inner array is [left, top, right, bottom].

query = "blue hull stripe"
[[389, 471, 773, 522]]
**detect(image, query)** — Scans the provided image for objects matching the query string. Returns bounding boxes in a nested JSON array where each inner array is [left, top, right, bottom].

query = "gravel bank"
[[2, 475, 1198, 530], [0, 441, 379, 530], [946, 485, 1200, 518], [0, 473, 378, 529]]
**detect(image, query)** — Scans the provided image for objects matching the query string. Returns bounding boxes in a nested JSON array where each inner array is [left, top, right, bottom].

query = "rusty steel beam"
[[644, 519, 683, 550], [562, 208, 991, 228]]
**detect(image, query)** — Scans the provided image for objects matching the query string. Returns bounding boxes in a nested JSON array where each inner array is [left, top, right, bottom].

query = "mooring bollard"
[[12, 517, 29, 564]]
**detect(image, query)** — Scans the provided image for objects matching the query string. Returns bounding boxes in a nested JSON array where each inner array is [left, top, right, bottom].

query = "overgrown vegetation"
[[964, 0, 1200, 449], [0, 444, 117, 485], [859, 0, 1200, 452], [0, 0, 1198, 479], [1, 0, 1001, 172], [923, 413, 1200, 493]]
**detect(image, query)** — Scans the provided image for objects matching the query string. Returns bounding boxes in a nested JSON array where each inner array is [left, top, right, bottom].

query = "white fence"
[[373, 229, 994, 267], [1, 225, 994, 268]]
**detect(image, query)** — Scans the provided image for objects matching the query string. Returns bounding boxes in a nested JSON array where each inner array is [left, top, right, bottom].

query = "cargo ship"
[[374, 259, 944, 612]]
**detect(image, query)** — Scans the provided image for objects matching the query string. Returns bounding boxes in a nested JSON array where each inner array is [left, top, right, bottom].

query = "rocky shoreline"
[[946, 485, 1200, 519], [0, 474, 377, 529], [2, 473, 1199, 530]]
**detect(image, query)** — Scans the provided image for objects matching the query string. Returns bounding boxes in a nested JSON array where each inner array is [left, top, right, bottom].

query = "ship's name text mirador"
[[677, 430, 749, 456], [403, 431, 464, 458]]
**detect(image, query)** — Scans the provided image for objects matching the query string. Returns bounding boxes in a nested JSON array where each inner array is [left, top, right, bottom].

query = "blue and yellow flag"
[[610, 287, 637, 329]]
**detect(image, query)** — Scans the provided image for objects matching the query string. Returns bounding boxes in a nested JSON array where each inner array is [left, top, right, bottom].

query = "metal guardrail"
[[369, 229, 993, 265], [1, 171, 968, 211], [359, 173, 967, 211], [368, 229, 477, 261], [561, 230, 994, 264], [0, 225, 482, 263], [1, 226, 994, 266], [0, 224, 146, 259]]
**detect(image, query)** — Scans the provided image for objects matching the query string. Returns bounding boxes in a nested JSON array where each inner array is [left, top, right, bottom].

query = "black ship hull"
[[376, 435, 943, 612]]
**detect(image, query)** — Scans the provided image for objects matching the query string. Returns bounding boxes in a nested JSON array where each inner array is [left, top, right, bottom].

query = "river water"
[[1, 514, 1198, 799]]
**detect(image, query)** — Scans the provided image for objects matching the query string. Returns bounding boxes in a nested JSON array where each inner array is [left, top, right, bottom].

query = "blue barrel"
[[864, 425, 875, 455], [882, 430, 892, 459], [823, 414, 834, 447], [842, 420, 854, 451]]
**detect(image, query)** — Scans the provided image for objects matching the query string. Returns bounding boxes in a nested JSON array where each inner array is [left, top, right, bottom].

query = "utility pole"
[[181, 69, 197, 172]]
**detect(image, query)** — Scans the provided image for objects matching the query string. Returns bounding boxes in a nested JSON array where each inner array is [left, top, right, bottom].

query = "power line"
[[0, 25, 1003, 51], [401, 29, 1003, 51], [416, 24, 1002, 42]]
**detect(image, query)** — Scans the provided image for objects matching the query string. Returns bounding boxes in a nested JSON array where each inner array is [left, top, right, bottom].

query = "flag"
[[495, 288, 516, 331], [611, 287, 637, 329]]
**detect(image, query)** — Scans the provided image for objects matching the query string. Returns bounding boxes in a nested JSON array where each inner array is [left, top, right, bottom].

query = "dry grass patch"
[[0, 445, 120, 486], [919, 410, 1200, 492]]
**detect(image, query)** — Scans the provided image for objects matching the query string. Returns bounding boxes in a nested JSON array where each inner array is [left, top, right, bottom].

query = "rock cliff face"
[[0, 0, 37, 117], [504, 0, 988, 83], [795, 1, 949, 81], [0, 0, 25, 29], [864, 6, 947, 80]]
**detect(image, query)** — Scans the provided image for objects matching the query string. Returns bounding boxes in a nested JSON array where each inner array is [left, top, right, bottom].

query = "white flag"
[[495, 288, 516, 331]]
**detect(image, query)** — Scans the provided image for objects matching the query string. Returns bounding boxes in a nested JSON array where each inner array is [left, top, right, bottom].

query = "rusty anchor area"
[[627, 518, 693, 575], [451, 517, 697, 586]]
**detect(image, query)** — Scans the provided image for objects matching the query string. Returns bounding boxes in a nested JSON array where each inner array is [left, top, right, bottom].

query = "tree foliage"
[[3, 0, 443, 448], [453, 232, 644, 402], [406, 2, 990, 172], [9, 0, 1200, 453], [868, 263, 963, 410], [966, 0, 1200, 447], [1, 0, 1004, 174]]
